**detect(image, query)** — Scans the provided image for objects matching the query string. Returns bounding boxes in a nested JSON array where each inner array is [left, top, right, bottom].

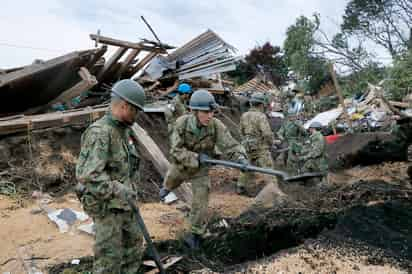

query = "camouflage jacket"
[[170, 113, 246, 170], [165, 94, 188, 126], [240, 106, 274, 153], [277, 119, 306, 142], [301, 131, 328, 172], [277, 119, 306, 154], [76, 111, 140, 212]]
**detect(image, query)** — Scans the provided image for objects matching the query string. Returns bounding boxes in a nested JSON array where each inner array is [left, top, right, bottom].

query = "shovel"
[[127, 198, 166, 274], [202, 158, 325, 182]]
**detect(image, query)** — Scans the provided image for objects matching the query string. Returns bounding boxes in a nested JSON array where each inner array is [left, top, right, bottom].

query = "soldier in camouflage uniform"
[[300, 121, 328, 181], [76, 79, 146, 274], [159, 89, 247, 248], [164, 83, 192, 136], [237, 92, 277, 195], [277, 113, 306, 173]]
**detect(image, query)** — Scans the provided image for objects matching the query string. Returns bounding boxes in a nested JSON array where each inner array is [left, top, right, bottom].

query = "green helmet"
[[189, 89, 218, 111], [309, 121, 322, 129], [111, 79, 145, 109], [250, 92, 268, 105]]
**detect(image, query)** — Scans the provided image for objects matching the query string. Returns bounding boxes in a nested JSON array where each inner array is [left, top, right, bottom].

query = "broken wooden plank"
[[131, 123, 193, 204], [24, 67, 98, 115], [97, 47, 128, 81], [329, 63, 353, 130], [117, 49, 141, 78], [0, 106, 107, 136], [128, 52, 158, 77], [0, 49, 101, 115], [90, 34, 166, 53], [389, 100, 410, 108]]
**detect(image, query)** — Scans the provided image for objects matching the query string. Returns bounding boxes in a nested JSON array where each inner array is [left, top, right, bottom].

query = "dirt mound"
[[200, 180, 412, 272], [327, 132, 397, 168]]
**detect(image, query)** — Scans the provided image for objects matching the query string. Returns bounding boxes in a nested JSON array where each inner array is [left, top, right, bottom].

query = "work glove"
[[113, 181, 135, 201], [74, 183, 86, 201], [198, 153, 210, 166], [159, 187, 170, 202]]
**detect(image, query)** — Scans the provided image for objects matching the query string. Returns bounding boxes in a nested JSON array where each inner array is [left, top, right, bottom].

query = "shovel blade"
[[285, 172, 325, 182]]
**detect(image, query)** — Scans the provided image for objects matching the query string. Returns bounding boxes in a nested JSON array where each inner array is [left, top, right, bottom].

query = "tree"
[[227, 42, 288, 86], [385, 49, 412, 100], [283, 16, 329, 93], [342, 0, 412, 58]]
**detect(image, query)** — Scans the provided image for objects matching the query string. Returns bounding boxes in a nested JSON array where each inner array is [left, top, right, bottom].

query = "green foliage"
[[227, 42, 288, 86], [340, 63, 386, 97], [385, 49, 412, 100], [283, 16, 329, 93], [226, 60, 255, 86], [341, 0, 411, 57]]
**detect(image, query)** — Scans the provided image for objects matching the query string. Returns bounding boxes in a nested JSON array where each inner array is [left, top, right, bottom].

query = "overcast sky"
[[1, 0, 350, 68]]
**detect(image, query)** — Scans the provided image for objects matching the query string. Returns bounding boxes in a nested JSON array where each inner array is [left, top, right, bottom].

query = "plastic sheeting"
[[304, 107, 343, 129]]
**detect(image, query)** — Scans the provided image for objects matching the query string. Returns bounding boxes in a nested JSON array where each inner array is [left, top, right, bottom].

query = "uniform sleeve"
[[175, 99, 187, 117], [76, 127, 115, 200], [277, 124, 285, 141], [305, 134, 325, 160], [259, 114, 274, 147], [170, 117, 199, 169], [215, 119, 247, 161]]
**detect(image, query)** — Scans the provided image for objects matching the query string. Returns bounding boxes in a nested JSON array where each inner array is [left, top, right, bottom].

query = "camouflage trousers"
[[238, 149, 276, 189], [163, 164, 210, 236], [286, 151, 301, 174], [93, 209, 144, 274]]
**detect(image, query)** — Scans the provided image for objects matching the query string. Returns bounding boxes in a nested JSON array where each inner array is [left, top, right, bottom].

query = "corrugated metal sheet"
[[145, 29, 238, 80]]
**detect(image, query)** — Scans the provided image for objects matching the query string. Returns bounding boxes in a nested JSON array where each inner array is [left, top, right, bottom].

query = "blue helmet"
[[177, 83, 192, 94]]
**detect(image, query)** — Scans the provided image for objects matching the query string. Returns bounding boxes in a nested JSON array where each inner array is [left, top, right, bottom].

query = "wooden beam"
[[97, 47, 127, 80], [0, 106, 107, 136], [85, 46, 107, 68], [117, 49, 141, 78], [131, 123, 192, 204], [389, 100, 410, 108], [329, 63, 353, 130], [51, 67, 97, 105], [128, 52, 158, 77], [90, 34, 166, 53], [24, 67, 98, 115], [0, 49, 99, 87]]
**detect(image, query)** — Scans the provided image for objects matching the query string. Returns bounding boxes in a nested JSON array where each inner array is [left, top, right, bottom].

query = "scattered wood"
[[117, 49, 141, 78], [97, 47, 128, 81], [0, 105, 107, 136], [329, 63, 353, 129], [24, 67, 98, 115], [389, 100, 410, 108], [129, 52, 158, 78], [131, 122, 193, 204], [0, 49, 102, 115]]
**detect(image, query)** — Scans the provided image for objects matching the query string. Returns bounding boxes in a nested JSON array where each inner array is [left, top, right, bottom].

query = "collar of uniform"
[[106, 110, 128, 129], [187, 113, 211, 136]]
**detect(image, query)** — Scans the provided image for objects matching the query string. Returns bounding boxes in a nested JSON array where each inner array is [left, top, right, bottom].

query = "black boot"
[[236, 185, 247, 196], [184, 233, 201, 249]]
